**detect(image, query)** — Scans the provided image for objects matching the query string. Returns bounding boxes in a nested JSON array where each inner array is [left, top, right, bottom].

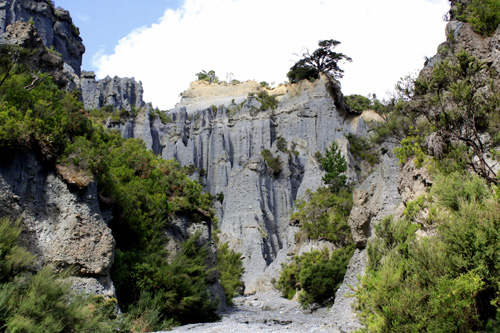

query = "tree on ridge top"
[[287, 39, 352, 83]]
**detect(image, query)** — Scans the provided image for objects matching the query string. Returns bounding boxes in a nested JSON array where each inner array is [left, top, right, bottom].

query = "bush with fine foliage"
[[291, 187, 352, 246], [277, 246, 354, 307], [0, 217, 125, 332], [216, 242, 244, 305], [356, 173, 500, 331], [261, 149, 282, 176], [453, 0, 500, 36], [0, 45, 220, 329]]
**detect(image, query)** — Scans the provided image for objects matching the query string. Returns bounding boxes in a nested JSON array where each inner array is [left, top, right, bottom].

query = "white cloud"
[[76, 14, 90, 22], [93, 0, 450, 109]]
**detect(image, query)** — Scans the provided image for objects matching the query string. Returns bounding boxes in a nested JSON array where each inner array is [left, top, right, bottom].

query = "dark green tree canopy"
[[287, 39, 352, 83]]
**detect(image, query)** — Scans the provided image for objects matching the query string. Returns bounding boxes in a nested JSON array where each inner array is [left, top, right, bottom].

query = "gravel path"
[[167, 291, 342, 332]]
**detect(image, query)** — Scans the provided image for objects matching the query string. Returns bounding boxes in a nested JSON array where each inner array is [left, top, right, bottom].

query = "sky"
[[56, 0, 450, 110]]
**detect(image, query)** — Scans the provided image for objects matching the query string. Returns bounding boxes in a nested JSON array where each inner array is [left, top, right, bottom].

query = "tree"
[[196, 70, 218, 83], [287, 39, 352, 83], [0, 44, 33, 89], [407, 51, 499, 184], [320, 142, 347, 193]]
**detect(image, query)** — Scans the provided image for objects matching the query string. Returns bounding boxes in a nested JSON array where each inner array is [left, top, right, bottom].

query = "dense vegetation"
[[0, 44, 243, 330], [215, 242, 244, 305], [278, 141, 354, 307], [452, 0, 500, 36], [356, 173, 500, 331], [344, 93, 385, 113], [354, 10, 500, 330], [291, 187, 352, 245]]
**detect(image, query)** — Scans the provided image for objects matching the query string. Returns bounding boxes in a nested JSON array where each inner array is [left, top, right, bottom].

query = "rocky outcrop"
[[397, 158, 433, 203], [423, 13, 500, 87], [347, 143, 401, 248], [80, 71, 146, 111], [179, 80, 264, 113], [0, 21, 81, 89], [0, 0, 84, 76], [0, 150, 115, 296]]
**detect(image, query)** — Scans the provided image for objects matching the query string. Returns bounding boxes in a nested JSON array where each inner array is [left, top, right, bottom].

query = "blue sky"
[[54, 0, 450, 110], [55, 1, 183, 70]]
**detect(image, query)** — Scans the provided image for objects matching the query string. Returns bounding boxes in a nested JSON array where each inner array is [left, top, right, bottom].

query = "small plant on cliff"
[[277, 137, 288, 153], [261, 149, 282, 176], [320, 142, 347, 193], [256, 90, 278, 111], [287, 39, 351, 83]]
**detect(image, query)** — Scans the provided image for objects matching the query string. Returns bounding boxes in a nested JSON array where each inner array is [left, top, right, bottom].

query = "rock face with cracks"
[[0, 151, 116, 296], [0, 0, 84, 76], [117, 75, 376, 295], [80, 71, 146, 111]]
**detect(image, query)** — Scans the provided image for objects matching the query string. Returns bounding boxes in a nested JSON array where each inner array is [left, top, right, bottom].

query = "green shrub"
[[346, 134, 379, 166], [344, 94, 371, 112], [277, 137, 288, 152], [277, 246, 354, 307], [0, 217, 35, 283], [216, 243, 244, 305], [431, 172, 489, 211], [356, 174, 500, 332], [123, 291, 175, 332], [287, 63, 319, 83], [393, 130, 426, 167], [196, 70, 218, 83], [261, 149, 282, 176], [320, 142, 347, 193], [0, 217, 125, 332], [454, 0, 500, 36], [256, 90, 278, 111], [216, 192, 224, 204], [291, 187, 353, 245]]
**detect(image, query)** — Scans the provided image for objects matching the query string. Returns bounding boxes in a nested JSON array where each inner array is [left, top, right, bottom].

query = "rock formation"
[[0, 1, 446, 326], [0, 150, 116, 297], [115, 75, 375, 294], [0, 0, 84, 76], [80, 71, 146, 111]]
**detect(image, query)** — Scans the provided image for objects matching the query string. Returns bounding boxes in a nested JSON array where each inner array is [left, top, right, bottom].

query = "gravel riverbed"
[[166, 291, 346, 332]]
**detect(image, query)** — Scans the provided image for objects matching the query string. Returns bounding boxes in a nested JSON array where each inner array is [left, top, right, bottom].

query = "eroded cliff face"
[[0, 151, 116, 297], [80, 71, 146, 111], [0, 0, 84, 76], [115, 75, 376, 293]]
